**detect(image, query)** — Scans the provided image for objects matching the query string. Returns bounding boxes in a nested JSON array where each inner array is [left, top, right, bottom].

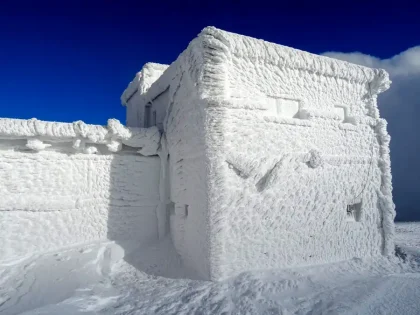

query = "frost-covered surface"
[[121, 63, 169, 127], [0, 151, 161, 262], [0, 222, 419, 315], [0, 118, 163, 262], [131, 26, 395, 280]]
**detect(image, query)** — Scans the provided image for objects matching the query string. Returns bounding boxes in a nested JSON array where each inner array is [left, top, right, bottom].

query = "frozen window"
[[267, 97, 300, 118], [346, 201, 362, 222], [152, 110, 157, 126]]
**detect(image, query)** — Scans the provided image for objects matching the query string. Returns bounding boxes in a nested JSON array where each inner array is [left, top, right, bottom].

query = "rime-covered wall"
[[199, 27, 395, 280], [165, 64, 210, 280], [0, 118, 162, 262], [207, 107, 386, 279], [133, 44, 213, 279]]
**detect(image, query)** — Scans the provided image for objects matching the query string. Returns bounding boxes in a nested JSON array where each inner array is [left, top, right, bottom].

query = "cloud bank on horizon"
[[323, 48, 420, 221]]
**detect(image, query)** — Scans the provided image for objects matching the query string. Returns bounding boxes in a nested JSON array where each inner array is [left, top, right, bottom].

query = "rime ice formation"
[[121, 26, 395, 281], [0, 27, 395, 281], [0, 118, 162, 262]]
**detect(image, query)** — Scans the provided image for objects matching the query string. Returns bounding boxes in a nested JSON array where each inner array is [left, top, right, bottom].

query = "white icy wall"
[[208, 109, 386, 279], [198, 27, 395, 280], [0, 118, 161, 262], [137, 47, 212, 279], [135, 39, 217, 279], [165, 66, 210, 280]]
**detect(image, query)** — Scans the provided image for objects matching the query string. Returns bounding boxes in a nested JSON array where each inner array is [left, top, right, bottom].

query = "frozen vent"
[[346, 201, 362, 222]]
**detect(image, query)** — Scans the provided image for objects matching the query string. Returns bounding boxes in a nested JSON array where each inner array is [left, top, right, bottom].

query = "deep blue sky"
[[1, 0, 419, 221], [1, 0, 418, 123]]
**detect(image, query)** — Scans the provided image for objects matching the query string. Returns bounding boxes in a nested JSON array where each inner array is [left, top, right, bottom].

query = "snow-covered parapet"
[[0, 118, 160, 155]]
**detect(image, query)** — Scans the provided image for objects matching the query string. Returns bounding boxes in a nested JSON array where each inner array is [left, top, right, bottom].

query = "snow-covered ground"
[[1, 223, 419, 315]]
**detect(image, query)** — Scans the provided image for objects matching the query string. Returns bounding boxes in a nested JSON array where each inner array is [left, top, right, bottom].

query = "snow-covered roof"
[[137, 27, 391, 107], [120, 62, 169, 106], [201, 27, 390, 88]]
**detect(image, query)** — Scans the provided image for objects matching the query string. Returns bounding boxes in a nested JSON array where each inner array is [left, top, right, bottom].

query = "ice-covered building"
[[121, 27, 395, 280], [0, 27, 395, 281]]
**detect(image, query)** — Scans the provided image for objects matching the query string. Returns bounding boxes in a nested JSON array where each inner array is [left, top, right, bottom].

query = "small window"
[[346, 201, 362, 222], [152, 110, 157, 126]]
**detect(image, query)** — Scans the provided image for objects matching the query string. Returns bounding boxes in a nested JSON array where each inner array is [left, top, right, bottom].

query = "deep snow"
[[0, 222, 419, 315]]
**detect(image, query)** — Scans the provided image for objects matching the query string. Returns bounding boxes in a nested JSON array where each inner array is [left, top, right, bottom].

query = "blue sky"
[[0, 0, 419, 221]]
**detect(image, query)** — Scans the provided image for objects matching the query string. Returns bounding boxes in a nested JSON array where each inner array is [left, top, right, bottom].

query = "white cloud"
[[323, 46, 420, 77], [322, 47, 420, 221]]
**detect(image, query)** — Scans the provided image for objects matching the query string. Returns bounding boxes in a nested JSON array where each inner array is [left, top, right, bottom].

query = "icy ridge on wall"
[[0, 118, 161, 155]]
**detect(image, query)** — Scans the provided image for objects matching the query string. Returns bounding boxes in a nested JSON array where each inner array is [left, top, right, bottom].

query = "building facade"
[[121, 27, 395, 280]]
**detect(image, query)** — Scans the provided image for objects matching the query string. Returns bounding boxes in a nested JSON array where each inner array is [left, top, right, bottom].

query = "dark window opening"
[[346, 201, 362, 222]]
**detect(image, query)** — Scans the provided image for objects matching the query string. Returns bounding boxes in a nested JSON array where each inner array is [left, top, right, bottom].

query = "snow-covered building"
[[121, 27, 395, 280], [0, 27, 395, 282]]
